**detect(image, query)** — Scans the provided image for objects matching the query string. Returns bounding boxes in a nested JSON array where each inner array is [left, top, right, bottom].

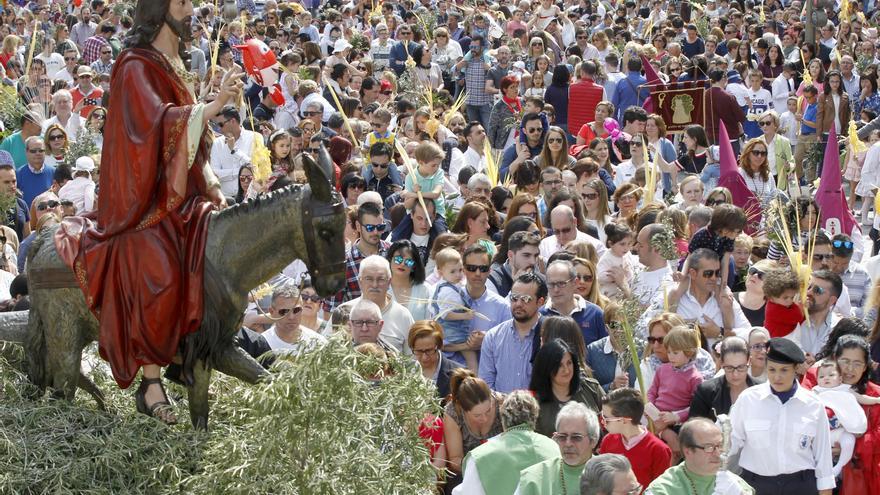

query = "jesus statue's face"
[[166, 0, 195, 42]]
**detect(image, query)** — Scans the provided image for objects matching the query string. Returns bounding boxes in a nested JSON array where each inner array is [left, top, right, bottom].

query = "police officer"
[[728, 338, 834, 495]]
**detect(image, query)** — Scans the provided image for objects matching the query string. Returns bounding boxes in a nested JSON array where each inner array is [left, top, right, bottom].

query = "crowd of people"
[[5, 0, 880, 494]]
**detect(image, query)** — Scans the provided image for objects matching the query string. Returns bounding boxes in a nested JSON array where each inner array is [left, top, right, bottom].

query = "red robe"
[[55, 47, 214, 389]]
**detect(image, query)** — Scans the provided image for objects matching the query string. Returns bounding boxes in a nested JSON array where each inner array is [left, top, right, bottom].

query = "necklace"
[[559, 460, 568, 494], [683, 469, 699, 495]]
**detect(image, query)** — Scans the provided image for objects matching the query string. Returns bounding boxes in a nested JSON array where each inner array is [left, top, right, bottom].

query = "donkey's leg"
[[77, 372, 106, 410], [213, 345, 270, 384], [48, 322, 84, 401], [186, 359, 212, 430]]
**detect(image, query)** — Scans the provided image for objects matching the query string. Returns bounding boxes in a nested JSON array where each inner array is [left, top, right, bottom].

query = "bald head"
[[550, 205, 578, 245]]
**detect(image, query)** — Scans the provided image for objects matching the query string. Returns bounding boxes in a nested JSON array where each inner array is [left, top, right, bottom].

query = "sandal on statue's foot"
[[135, 377, 178, 425]]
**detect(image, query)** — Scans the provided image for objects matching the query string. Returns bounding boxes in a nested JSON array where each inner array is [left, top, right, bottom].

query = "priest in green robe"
[[515, 402, 600, 495], [646, 418, 754, 495], [453, 391, 560, 495]]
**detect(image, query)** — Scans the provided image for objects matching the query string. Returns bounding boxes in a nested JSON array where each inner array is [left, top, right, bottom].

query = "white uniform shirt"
[[729, 382, 835, 491]]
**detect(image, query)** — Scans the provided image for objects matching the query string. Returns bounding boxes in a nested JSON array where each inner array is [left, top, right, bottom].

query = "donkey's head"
[[296, 147, 346, 297]]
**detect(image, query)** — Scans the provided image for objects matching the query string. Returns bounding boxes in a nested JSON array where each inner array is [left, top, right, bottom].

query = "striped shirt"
[[841, 261, 872, 318]]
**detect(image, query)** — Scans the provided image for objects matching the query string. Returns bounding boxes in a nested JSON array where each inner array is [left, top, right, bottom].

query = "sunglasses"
[[525, 127, 542, 134], [363, 223, 387, 233], [750, 149, 768, 156], [392, 255, 416, 267], [833, 240, 854, 249], [547, 137, 564, 144], [582, 192, 599, 200], [277, 306, 304, 316], [808, 284, 827, 295], [758, 121, 773, 127], [700, 269, 722, 278], [371, 162, 389, 169], [747, 267, 764, 278], [48, 134, 65, 141], [706, 199, 726, 206], [301, 294, 322, 302], [240, 175, 254, 181], [27, 148, 45, 153], [302, 111, 320, 117], [575, 274, 594, 283], [647, 336, 665, 344], [464, 264, 490, 273], [37, 200, 59, 211], [510, 293, 536, 303]]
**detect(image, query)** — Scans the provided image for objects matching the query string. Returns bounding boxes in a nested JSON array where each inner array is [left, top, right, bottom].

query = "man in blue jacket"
[[611, 57, 649, 122], [387, 25, 419, 76]]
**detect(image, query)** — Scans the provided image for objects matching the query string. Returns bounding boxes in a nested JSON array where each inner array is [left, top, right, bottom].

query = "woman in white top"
[[738, 138, 777, 204], [430, 27, 463, 76], [581, 178, 613, 243], [412, 45, 443, 91], [387, 240, 433, 322]]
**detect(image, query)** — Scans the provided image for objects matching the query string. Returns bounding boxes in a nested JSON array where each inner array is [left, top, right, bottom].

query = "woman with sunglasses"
[[298, 277, 334, 336], [640, 314, 715, 391], [704, 186, 732, 207], [386, 240, 431, 321], [581, 178, 613, 242], [234, 165, 255, 204], [536, 126, 575, 170], [43, 124, 68, 169], [571, 257, 608, 310], [735, 259, 773, 327], [738, 138, 777, 204], [85, 106, 107, 151]]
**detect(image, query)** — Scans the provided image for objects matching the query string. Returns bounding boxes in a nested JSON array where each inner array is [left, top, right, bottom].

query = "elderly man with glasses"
[[16, 136, 55, 209], [515, 402, 601, 495], [580, 454, 642, 495], [645, 418, 753, 495], [338, 255, 414, 354], [541, 259, 606, 347]]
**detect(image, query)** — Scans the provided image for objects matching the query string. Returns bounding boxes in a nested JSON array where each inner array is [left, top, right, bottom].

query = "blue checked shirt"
[[464, 59, 493, 107]]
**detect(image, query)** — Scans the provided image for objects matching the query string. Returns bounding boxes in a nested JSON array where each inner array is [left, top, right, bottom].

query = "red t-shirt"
[[764, 300, 805, 338], [599, 431, 672, 488], [71, 86, 105, 118]]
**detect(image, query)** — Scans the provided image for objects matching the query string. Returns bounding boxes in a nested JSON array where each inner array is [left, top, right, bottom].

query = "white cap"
[[74, 156, 95, 173], [333, 39, 353, 54], [356, 190, 383, 208]]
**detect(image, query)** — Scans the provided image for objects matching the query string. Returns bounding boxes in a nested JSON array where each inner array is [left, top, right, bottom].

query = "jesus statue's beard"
[[165, 14, 193, 43]]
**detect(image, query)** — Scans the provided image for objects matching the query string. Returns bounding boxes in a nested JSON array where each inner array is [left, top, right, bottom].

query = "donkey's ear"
[[301, 147, 333, 202]]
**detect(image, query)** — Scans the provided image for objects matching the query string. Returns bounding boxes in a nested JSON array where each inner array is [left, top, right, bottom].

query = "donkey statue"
[[18, 149, 346, 429]]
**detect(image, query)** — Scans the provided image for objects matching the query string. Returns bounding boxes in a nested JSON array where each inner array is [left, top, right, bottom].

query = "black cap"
[[767, 338, 806, 365]]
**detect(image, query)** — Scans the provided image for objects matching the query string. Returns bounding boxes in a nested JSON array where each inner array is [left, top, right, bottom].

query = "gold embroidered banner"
[[647, 83, 707, 133]]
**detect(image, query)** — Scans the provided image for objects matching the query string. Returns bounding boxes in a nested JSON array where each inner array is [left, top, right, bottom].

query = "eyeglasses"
[[101, 50, 111, 55], [833, 240, 854, 249], [582, 192, 599, 200], [552, 433, 586, 443], [647, 336, 665, 344], [689, 443, 724, 454], [838, 358, 866, 369], [381, 90, 393, 95], [547, 137, 564, 144], [350, 319, 380, 328], [548, 278, 573, 289], [750, 149, 768, 156], [48, 134, 65, 141], [543, 179, 562, 186], [750, 342, 770, 351], [392, 255, 416, 268], [748, 267, 764, 279], [812, 254, 834, 262], [277, 306, 303, 316], [632, 141, 644, 148], [510, 293, 536, 303], [301, 294, 322, 302], [413, 347, 438, 357], [363, 223, 387, 232], [575, 274, 593, 283], [620, 485, 643, 495], [706, 199, 726, 206], [371, 162, 389, 169], [37, 200, 59, 211], [758, 120, 774, 127], [577, 35, 588, 40], [361, 276, 390, 285], [525, 126, 542, 134], [808, 284, 827, 295], [92, 114, 106, 120], [465, 264, 490, 273], [64, 57, 76, 61], [601, 413, 626, 423], [723, 364, 748, 374], [240, 175, 254, 182], [27, 148, 45, 153], [700, 269, 722, 278]]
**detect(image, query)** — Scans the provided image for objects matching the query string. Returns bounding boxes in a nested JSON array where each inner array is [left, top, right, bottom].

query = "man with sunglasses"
[[362, 142, 402, 203], [730, 338, 834, 495], [16, 136, 55, 210], [500, 112, 546, 182], [262, 284, 326, 355], [789, 270, 842, 360], [645, 418, 752, 495], [478, 271, 543, 393], [663, 249, 751, 347], [806, 232, 852, 317], [209, 105, 258, 197], [324, 202, 392, 313], [829, 234, 871, 318]]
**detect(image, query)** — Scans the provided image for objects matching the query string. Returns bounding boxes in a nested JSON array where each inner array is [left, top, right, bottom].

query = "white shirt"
[[729, 382, 835, 491], [262, 325, 327, 355], [771, 74, 795, 116], [57, 176, 96, 214], [453, 456, 488, 495], [632, 264, 674, 306], [340, 296, 415, 355], [539, 229, 607, 260], [460, 146, 487, 174], [37, 52, 65, 79], [209, 129, 258, 197], [671, 287, 751, 346], [613, 160, 636, 188]]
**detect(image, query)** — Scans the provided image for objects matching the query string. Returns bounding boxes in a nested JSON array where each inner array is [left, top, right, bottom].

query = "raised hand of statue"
[[217, 66, 245, 107]]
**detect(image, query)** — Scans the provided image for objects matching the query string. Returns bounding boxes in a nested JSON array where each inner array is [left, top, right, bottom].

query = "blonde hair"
[[434, 247, 462, 270], [663, 326, 701, 357], [414, 141, 445, 164], [734, 233, 754, 251]]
